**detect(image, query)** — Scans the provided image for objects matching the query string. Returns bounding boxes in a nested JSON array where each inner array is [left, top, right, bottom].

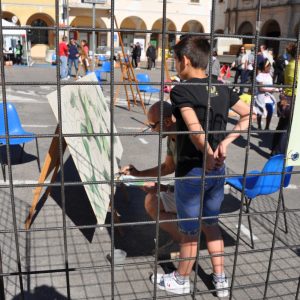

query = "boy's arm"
[[179, 107, 216, 171], [214, 99, 254, 161]]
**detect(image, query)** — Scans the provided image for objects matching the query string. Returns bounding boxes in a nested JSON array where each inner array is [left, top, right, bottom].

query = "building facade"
[[68, 0, 215, 58], [1, 0, 228, 59], [1, 0, 56, 47], [225, 0, 300, 54]]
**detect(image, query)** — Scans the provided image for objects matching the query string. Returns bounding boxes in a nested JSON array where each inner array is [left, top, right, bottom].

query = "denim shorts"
[[175, 166, 225, 235]]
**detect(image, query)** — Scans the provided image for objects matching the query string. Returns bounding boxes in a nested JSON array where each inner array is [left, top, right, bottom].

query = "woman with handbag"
[[271, 43, 298, 155]]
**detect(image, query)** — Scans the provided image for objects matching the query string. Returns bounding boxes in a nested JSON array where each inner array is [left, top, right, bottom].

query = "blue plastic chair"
[[98, 54, 107, 66], [226, 154, 293, 248], [98, 61, 111, 80], [51, 53, 57, 65], [136, 73, 160, 105], [0, 102, 41, 181], [93, 69, 103, 82]]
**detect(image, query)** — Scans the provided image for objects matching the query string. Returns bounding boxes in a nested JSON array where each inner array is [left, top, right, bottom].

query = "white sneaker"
[[150, 271, 190, 295], [213, 278, 229, 298], [67, 75, 70, 79]]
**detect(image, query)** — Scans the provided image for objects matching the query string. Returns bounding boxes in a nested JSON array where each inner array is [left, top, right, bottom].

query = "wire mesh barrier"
[[0, 0, 300, 299]]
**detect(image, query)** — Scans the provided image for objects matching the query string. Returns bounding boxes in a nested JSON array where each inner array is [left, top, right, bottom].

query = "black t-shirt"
[[171, 77, 240, 177]]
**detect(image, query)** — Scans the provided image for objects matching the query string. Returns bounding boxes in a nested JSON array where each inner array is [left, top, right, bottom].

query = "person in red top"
[[59, 36, 69, 79]]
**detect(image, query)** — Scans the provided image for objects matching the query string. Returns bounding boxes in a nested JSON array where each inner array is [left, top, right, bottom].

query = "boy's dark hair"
[[258, 58, 270, 71], [173, 36, 210, 69]]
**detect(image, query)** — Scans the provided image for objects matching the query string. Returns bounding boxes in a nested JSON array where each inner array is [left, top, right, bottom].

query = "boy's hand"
[[120, 165, 139, 176], [205, 153, 217, 172], [214, 142, 228, 168]]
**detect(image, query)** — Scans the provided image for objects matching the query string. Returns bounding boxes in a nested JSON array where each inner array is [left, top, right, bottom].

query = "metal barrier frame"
[[0, 0, 299, 299]]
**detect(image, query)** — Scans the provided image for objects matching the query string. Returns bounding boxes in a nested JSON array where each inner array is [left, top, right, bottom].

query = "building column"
[[145, 33, 151, 48], [107, 32, 111, 48]]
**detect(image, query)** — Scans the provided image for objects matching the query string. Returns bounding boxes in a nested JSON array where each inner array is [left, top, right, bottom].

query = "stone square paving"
[[0, 65, 299, 299]]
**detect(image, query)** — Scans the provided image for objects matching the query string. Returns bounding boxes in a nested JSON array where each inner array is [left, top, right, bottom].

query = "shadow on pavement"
[[11, 285, 68, 300], [194, 265, 216, 296], [232, 135, 271, 159], [0, 144, 38, 166], [221, 193, 240, 213], [49, 156, 97, 243], [106, 185, 158, 257]]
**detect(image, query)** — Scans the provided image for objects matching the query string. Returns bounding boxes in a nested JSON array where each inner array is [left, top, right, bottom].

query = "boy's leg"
[[202, 167, 225, 274], [175, 168, 203, 276], [202, 167, 229, 297], [202, 224, 224, 274], [176, 167, 226, 276], [177, 235, 198, 276]]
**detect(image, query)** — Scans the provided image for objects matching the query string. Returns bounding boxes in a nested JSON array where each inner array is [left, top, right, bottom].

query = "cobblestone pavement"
[[0, 65, 299, 299]]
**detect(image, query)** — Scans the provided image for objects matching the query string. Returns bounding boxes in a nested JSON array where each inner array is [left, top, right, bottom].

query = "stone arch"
[[261, 19, 281, 55], [181, 20, 204, 33], [70, 16, 107, 47], [26, 13, 54, 27], [151, 18, 176, 54], [238, 21, 254, 44], [215, 29, 224, 34], [120, 16, 147, 30], [152, 18, 176, 31], [70, 16, 106, 28], [238, 21, 253, 35], [26, 13, 55, 46], [1, 11, 21, 25], [119, 16, 147, 48]]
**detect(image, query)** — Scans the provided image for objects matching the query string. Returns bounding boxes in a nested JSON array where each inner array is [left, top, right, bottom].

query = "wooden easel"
[[25, 126, 66, 229], [113, 16, 147, 114], [164, 55, 171, 82], [113, 57, 136, 111], [25, 126, 123, 232]]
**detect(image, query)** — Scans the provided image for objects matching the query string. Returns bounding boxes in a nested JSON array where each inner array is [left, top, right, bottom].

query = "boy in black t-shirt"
[[150, 36, 252, 296]]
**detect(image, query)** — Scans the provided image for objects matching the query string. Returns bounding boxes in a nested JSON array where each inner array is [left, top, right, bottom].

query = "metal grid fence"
[[0, 0, 300, 299]]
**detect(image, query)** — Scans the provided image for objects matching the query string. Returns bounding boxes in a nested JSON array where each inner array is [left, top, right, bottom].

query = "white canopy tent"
[[1, 19, 29, 65]]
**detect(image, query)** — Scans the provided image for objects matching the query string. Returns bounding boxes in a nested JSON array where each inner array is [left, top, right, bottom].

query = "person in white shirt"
[[254, 58, 279, 130], [232, 46, 249, 94]]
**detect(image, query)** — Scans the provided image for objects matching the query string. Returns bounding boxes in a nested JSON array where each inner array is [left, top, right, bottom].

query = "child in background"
[[254, 59, 279, 130]]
